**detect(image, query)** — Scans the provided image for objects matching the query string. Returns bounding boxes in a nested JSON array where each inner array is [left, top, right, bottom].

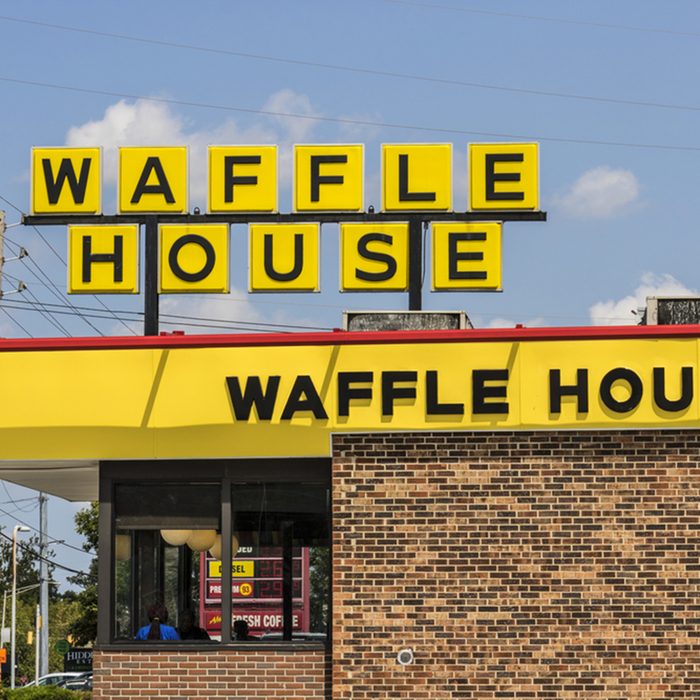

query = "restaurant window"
[[223, 481, 330, 641], [108, 462, 330, 644], [113, 482, 220, 641]]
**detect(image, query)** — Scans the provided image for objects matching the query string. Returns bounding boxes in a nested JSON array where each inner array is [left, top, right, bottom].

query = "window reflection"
[[111, 472, 330, 644]]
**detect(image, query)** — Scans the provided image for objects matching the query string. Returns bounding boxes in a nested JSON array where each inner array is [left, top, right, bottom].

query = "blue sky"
[[1, 0, 700, 582]]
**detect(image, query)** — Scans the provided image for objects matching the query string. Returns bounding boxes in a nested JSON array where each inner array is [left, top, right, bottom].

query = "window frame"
[[97, 458, 330, 648]]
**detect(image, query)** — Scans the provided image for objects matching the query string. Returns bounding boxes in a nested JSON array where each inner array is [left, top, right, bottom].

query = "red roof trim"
[[2, 324, 700, 352]]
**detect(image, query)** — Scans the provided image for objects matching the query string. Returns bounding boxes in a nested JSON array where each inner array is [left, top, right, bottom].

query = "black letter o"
[[600, 368, 643, 413], [168, 234, 216, 282]]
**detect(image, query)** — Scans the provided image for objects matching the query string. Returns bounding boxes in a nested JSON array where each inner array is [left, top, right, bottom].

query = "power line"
[[384, 0, 700, 39], [0, 530, 93, 578], [0, 194, 135, 335], [0, 13, 699, 115], [0, 307, 33, 338], [2, 75, 700, 153], [0, 298, 333, 333], [22, 287, 72, 337], [22, 228, 104, 336], [1, 483, 37, 513], [0, 497, 38, 506], [0, 502, 95, 557]]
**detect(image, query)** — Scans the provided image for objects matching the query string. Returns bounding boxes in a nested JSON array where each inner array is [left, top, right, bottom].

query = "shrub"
[[0, 688, 90, 699]]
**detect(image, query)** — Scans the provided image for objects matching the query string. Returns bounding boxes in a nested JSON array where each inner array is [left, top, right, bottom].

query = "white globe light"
[[115, 534, 131, 561], [160, 529, 192, 546], [208, 533, 240, 560], [187, 529, 217, 552]]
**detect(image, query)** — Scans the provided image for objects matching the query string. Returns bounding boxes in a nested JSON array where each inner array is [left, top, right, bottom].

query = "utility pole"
[[34, 604, 40, 684], [0, 210, 5, 296], [39, 493, 48, 677]]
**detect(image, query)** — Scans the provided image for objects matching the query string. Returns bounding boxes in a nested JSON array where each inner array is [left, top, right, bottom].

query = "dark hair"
[[147, 604, 168, 640], [233, 619, 249, 640]]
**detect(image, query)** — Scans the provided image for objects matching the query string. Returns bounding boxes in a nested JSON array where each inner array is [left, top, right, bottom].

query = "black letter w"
[[226, 376, 281, 420], [42, 158, 91, 204]]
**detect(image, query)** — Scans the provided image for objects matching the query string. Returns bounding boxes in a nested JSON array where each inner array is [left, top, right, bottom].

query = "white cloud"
[[261, 89, 319, 144], [160, 292, 262, 333], [589, 273, 697, 326], [554, 166, 640, 218], [65, 90, 322, 206]]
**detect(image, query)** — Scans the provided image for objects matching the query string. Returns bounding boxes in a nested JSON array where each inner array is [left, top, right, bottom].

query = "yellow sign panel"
[[340, 223, 409, 291], [208, 560, 255, 578], [294, 144, 363, 211], [382, 144, 452, 211], [118, 146, 188, 213], [31, 148, 101, 215], [249, 223, 319, 292], [68, 225, 139, 294], [160, 224, 229, 293], [469, 142, 539, 210], [208, 145, 277, 212], [432, 222, 502, 291], [0, 336, 698, 460]]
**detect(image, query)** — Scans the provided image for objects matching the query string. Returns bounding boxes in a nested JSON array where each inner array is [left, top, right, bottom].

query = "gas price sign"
[[201, 545, 310, 636]]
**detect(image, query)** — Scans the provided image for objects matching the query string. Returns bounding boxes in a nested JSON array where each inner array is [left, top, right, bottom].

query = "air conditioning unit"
[[343, 310, 472, 331], [644, 296, 700, 325]]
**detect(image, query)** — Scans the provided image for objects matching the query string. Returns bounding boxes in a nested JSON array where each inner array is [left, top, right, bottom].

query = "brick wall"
[[332, 431, 700, 699], [92, 648, 329, 698]]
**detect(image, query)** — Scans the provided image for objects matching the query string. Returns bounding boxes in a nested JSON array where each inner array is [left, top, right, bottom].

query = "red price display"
[[257, 559, 302, 579]]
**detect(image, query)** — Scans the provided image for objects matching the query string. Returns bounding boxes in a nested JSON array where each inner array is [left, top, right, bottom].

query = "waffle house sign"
[[26, 143, 544, 322]]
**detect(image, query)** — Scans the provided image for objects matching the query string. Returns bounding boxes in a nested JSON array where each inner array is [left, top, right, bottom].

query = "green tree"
[[65, 504, 98, 646], [0, 534, 42, 596], [308, 546, 329, 633], [0, 532, 59, 683]]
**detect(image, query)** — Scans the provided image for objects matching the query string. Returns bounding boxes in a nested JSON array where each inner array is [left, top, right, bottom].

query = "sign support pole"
[[144, 215, 159, 336], [408, 217, 423, 311]]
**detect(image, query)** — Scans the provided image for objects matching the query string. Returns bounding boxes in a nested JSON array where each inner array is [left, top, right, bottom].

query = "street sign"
[[54, 639, 70, 654]]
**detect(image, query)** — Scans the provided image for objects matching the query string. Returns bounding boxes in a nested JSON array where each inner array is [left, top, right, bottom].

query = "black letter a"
[[131, 157, 175, 204]]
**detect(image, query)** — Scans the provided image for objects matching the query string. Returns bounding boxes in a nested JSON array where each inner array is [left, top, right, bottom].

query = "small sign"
[[207, 559, 255, 578], [64, 648, 93, 673], [54, 639, 70, 654], [0, 648, 6, 664]]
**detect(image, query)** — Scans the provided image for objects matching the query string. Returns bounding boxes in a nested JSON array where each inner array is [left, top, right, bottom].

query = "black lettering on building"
[[381, 371, 418, 415], [599, 368, 642, 413], [549, 369, 588, 413], [426, 370, 464, 415], [226, 375, 281, 420], [653, 366, 693, 412], [338, 372, 373, 417], [281, 375, 328, 420], [472, 369, 509, 414]]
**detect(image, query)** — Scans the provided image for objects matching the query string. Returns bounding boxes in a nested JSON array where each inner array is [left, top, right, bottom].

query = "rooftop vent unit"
[[643, 296, 700, 325], [343, 310, 472, 332]]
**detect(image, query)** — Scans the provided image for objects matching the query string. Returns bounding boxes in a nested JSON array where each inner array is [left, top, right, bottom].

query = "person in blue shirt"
[[135, 604, 180, 641]]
